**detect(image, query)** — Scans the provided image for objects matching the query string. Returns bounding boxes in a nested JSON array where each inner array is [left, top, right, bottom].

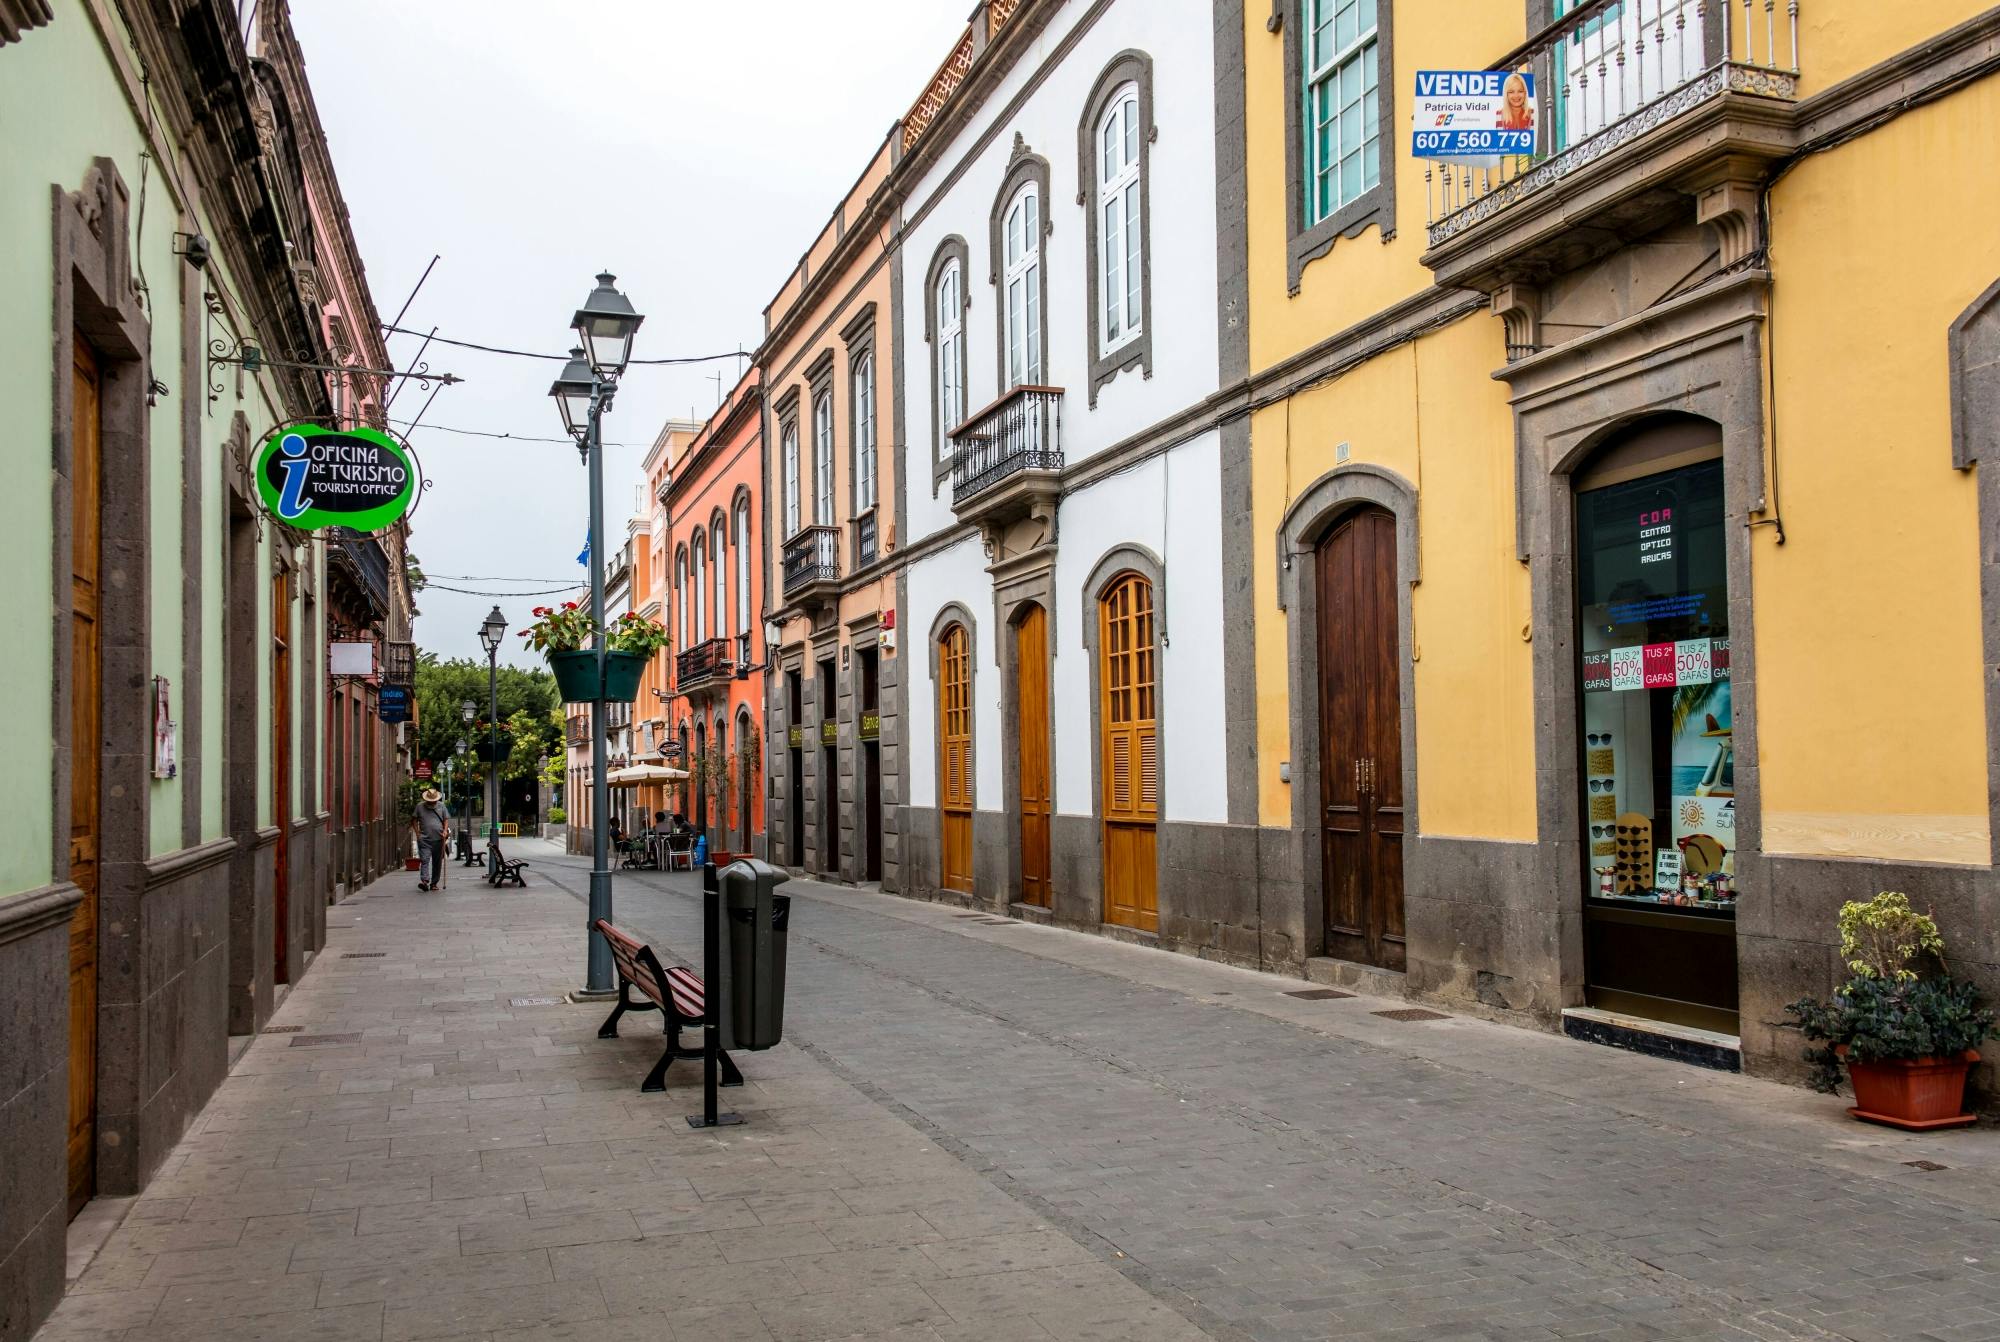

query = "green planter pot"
[[548, 649, 649, 704], [471, 736, 511, 762]]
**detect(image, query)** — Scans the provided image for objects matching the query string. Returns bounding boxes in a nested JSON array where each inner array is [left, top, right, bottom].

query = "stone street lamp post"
[[477, 608, 507, 855]]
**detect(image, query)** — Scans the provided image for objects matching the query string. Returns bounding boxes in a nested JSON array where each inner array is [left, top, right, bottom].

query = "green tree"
[[412, 653, 561, 782]]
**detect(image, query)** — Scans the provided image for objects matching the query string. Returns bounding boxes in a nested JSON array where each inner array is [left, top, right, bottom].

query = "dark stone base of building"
[[0, 885, 79, 1342]]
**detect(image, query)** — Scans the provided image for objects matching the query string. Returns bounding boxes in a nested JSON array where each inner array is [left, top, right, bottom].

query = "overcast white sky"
[[291, 1, 966, 667]]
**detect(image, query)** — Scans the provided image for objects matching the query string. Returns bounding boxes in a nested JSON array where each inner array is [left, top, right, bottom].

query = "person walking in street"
[[412, 787, 451, 891]]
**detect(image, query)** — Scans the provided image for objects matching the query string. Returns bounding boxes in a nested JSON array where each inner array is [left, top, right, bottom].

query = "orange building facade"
[[761, 137, 902, 888], [656, 375, 766, 856]]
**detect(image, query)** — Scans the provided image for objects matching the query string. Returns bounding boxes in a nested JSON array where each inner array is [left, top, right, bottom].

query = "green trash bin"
[[718, 859, 791, 1050]]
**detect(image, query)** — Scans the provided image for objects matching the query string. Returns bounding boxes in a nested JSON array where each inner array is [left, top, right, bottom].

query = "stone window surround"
[[1281, 0, 1397, 294], [923, 236, 971, 497], [773, 385, 802, 542], [1502, 274, 1770, 1008], [1275, 462, 1422, 964], [841, 303, 880, 535], [806, 351, 837, 531], [1077, 49, 1157, 408], [988, 143, 1053, 396], [1950, 277, 2000, 865], [1079, 543, 1167, 928]]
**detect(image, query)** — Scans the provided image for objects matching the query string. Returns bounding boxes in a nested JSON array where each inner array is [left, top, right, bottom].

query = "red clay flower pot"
[[1839, 1046, 1979, 1130]]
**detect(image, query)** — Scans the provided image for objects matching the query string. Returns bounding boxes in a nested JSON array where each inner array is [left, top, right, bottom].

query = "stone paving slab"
[[38, 866, 1203, 1342], [520, 844, 2000, 1342]]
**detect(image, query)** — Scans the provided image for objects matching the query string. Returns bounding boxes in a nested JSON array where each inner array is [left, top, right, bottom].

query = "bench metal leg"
[[598, 977, 659, 1040], [641, 1042, 674, 1093], [719, 1048, 743, 1088]]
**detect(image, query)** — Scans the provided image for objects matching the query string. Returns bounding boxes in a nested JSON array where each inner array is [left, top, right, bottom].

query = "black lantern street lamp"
[[550, 271, 644, 998], [477, 606, 507, 853]]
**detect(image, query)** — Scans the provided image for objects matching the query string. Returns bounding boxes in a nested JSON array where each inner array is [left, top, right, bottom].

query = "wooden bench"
[[594, 918, 742, 1093], [485, 840, 528, 887]]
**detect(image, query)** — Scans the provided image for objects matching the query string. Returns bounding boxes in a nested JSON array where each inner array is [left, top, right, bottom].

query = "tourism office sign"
[[252, 423, 418, 533]]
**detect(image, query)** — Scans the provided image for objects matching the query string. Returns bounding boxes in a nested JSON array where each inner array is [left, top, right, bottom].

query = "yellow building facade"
[[1237, 0, 2000, 1079]]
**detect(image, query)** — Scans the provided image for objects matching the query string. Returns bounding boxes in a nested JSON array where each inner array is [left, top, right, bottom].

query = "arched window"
[[782, 420, 801, 538], [1099, 572, 1158, 930], [712, 517, 728, 641], [691, 535, 708, 643], [734, 495, 752, 639], [936, 621, 973, 893], [812, 390, 834, 526], [1002, 182, 1042, 388], [674, 548, 688, 648], [935, 256, 964, 455], [1096, 85, 1142, 354], [852, 352, 876, 513]]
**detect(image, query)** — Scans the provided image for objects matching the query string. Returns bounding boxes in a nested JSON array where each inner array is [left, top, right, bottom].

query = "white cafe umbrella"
[[606, 763, 688, 788]]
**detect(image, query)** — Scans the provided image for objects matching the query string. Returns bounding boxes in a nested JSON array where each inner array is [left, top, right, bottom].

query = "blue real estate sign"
[[1412, 70, 1537, 159], [378, 686, 412, 723]]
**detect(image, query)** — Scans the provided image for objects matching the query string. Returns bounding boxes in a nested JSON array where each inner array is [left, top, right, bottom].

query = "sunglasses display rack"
[[1613, 812, 1653, 895], [1585, 734, 1617, 864]]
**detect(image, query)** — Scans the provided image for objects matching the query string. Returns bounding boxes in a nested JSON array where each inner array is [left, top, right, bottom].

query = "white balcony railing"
[[1425, 0, 1799, 244]]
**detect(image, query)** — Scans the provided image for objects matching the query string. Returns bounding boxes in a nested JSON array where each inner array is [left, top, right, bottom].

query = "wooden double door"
[[938, 624, 973, 892], [1318, 507, 1405, 971]]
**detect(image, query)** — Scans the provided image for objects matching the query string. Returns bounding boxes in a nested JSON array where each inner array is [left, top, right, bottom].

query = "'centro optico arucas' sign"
[[253, 423, 418, 533]]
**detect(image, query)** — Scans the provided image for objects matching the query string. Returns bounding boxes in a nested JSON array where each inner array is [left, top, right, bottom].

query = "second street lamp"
[[552, 270, 644, 998], [477, 607, 507, 857]]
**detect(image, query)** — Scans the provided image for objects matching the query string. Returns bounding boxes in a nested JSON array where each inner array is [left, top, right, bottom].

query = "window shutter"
[[1138, 727, 1158, 816]]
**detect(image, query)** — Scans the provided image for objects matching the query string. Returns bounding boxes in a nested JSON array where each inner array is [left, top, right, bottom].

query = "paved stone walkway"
[[39, 842, 2000, 1342]]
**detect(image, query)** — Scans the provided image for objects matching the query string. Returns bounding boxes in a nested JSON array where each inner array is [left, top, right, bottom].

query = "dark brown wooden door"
[[1016, 606, 1052, 907], [272, 570, 291, 984], [1318, 507, 1405, 970], [67, 337, 102, 1217], [938, 624, 973, 892], [1100, 575, 1158, 931]]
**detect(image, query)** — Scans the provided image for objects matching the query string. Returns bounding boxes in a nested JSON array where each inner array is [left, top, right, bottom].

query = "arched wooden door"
[[937, 624, 973, 892], [1317, 506, 1405, 970], [1099, 574, 1157, 930], [1015, 606, 1052, 907]]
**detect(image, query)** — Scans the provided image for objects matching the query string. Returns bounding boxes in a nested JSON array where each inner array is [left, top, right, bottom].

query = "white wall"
[[898, 0, 1222, 547], [901, 535, 998, 810], [1051, 431, 1227, 824]]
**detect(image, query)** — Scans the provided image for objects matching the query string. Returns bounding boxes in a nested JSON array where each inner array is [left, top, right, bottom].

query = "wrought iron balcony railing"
[[854, 511, 878, 571], [1424, 0, 1799, 245], [676, 637, 736, 692], [949, 385, 1064, 505], [781, 525, 841, 599]]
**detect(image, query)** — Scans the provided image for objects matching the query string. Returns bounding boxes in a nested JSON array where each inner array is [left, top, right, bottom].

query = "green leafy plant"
[[605, 611, 670, 658], [1838, 891, 1944, 982], [1786, 892, 1994, 1093], [520, 602, 596, 654], [1789, 976, 1996, 1093], [547, 806, 566, 825]]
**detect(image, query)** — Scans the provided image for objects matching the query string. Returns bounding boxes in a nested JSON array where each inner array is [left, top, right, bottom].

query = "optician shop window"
[[1576, 453, 1736, 913]]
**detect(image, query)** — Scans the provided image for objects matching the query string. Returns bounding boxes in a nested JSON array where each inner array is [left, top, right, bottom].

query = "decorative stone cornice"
[[0, 883, 83, 948]]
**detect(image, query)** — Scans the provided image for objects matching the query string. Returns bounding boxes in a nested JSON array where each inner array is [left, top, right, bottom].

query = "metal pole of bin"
[[689, 860, 742, 1128]]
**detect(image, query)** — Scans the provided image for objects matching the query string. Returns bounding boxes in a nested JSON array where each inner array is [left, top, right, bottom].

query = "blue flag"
[[577, 533, 590, 567]]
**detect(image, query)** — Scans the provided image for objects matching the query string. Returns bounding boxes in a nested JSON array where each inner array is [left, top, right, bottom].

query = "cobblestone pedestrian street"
[[41, 843, 2000, 1342]]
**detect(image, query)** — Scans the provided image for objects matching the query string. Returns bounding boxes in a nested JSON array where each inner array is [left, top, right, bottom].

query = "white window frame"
[[734, 497, 751, 636], [674, 550, 687, 648], [812, 390, 835, 526], [691, 537, 707, 643], [935, 260, 964, 460], [853, 352, 877, 512], [1003, 183, 1042, 388], [1097, 85, 1143, 356], [712, 519, 728, 641], [782, 421, 800, 538], [1304, 0, 1381, 226]]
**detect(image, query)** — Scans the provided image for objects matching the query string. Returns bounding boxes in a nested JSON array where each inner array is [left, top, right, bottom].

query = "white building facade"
[[892, 0, 1254, 948]]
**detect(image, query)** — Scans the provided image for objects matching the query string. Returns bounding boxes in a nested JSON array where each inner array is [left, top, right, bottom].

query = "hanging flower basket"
[[549, 650, 649, 704], [471, 735, 512, 763]]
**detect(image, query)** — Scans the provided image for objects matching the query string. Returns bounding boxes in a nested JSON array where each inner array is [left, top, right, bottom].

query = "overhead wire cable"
[[381, 324, 752, 366]]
